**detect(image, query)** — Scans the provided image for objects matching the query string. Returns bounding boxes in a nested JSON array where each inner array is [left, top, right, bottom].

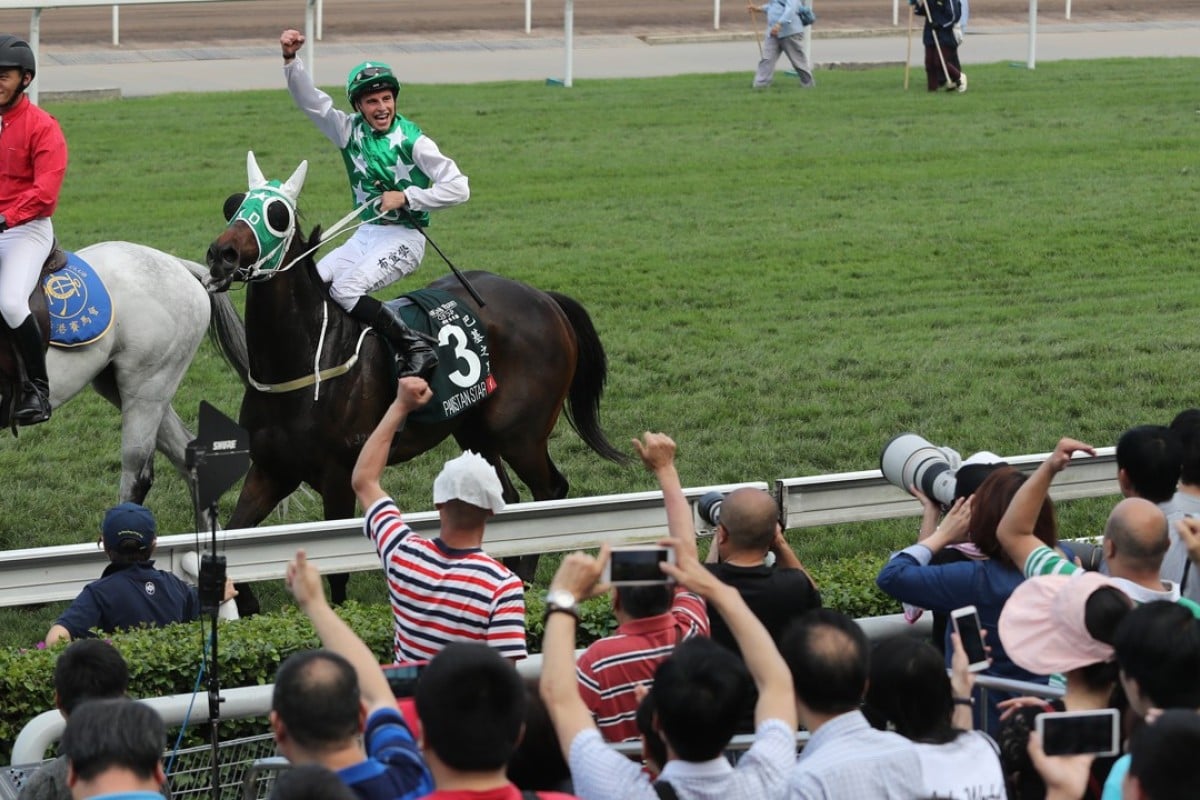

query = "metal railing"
[[0, 446, 1117, 610]]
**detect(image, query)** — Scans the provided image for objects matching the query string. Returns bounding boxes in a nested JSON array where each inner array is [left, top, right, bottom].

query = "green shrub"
[[807, 554, 902, 619]]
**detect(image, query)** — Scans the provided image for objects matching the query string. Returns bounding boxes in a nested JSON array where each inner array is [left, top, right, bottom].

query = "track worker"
[[912, 0, 966, 92], [0, 34, 67, 425], [279, 28, 470, 382]]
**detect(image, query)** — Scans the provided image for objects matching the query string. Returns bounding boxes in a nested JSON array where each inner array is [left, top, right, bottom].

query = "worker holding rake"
[[748, 0, 816, 89], [912, 0, 966, 92]]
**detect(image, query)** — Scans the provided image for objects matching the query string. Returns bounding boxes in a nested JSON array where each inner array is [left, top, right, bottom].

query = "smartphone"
[[1036, 709, 1121, 757], [381, 661, 426, 698], [950, 605, 989, 672], [602, 545, 676, 586]]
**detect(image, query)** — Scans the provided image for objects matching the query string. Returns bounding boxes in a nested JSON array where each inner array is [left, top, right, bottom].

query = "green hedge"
[[0, 560, 898, 765]]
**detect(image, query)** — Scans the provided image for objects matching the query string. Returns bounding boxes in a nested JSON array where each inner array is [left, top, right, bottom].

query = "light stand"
[[185, 401, 250, 800]]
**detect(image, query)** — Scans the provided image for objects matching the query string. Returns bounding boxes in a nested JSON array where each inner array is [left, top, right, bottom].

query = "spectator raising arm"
[[350, 377, 433, 509], [998, 438, 1095, 574], [540, 547, 614, 759], [285, 549, 394, 714], [632, 431, 700, 562]]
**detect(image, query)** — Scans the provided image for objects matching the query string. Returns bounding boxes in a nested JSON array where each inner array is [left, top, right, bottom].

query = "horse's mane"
[[293, 224, 341, 309]]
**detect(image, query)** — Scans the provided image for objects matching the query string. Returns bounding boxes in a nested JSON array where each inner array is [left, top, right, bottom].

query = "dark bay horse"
[[205, 153, 624, 603]]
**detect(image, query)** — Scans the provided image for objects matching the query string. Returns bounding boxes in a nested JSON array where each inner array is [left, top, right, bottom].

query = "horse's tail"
[[179, 258, 250, 386], [547, 291, 628, 464]]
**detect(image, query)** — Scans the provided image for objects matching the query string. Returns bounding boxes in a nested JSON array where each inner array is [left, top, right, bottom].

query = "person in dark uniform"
[[44, 503, 232, 645]]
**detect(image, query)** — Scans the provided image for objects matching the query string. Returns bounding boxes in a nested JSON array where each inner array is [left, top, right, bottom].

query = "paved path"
[[35, 19, 1200, 99]]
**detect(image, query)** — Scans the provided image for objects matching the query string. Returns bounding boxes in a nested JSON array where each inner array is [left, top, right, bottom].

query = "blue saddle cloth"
[[384, 289, 495, 424], [43, 252, 113, 347]]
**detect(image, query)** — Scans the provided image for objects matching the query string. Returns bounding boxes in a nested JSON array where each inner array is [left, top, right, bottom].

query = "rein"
[[242, 201, 384, 399], [266, 201, 385, 278]]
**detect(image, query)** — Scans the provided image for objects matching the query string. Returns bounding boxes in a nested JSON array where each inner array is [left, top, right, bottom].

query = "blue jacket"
[[54, 560, 200, 639], [758, 0, 809, 39], [876, 544, 1051, 734]]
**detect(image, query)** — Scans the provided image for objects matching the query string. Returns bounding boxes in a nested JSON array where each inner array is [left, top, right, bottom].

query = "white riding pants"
[[0, 218, 54, 328], [316, 223, 426, 312]]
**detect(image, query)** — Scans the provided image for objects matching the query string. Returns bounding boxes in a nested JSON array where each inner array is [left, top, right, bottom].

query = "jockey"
[[0, 34, 67, 425], [279, 29, 470, 382]]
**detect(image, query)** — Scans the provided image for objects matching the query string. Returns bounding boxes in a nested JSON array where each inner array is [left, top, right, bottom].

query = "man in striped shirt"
[[351, 377, 527, 662], [575, 433, 709, 742]]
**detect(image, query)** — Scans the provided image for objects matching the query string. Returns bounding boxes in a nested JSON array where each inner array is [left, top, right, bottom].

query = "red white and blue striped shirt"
[[364, 497, 527, 661]]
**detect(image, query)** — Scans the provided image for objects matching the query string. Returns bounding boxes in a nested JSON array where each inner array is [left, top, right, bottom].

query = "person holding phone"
[[570, 432, 710, 743], [995, 570, 1134, 800], [863, 634, 1006, 799], [538, 469, 798, 799]]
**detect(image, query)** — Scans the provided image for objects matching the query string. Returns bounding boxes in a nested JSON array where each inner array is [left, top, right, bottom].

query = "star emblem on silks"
[[351, 152, 368, 176], [386, 127, 409, 152], [353, 182, 373, 207], [351, 125, 365, 146], [391, 159, 413, 184]]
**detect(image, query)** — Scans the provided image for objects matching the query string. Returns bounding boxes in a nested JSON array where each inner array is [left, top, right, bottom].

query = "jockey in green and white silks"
[[280, 28, 469, 381]]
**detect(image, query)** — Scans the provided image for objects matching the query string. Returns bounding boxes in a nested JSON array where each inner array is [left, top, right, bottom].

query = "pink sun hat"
[[999, 570, 1127, 675]]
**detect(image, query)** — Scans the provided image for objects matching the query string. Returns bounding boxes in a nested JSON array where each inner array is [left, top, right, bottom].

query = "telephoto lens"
[[697, 491, 724, 527]]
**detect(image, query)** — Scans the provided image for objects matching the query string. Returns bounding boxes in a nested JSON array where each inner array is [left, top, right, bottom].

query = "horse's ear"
[[222, 193, 246, 222], [280, 160, 309, 203], [247, 150, 267, 189]]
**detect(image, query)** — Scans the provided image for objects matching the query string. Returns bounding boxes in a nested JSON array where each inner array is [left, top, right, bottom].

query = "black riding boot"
[[349, 296, 439, 382], [11, 315, 50, 425]]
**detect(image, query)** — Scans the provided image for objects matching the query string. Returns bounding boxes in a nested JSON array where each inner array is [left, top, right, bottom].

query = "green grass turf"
[[0, 57, 1196, 645]]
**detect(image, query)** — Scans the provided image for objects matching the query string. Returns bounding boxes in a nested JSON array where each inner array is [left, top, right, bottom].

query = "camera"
[[880, 433, 1005, 508], [880, 433, 963, 507], [697, 491, 725, 527]]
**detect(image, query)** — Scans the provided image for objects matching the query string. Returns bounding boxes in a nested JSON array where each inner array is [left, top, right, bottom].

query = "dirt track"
[[0, 0, 1194, 50]]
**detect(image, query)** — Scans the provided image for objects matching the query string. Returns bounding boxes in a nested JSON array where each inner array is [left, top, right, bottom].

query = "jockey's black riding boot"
[[349, 296, 439, 382], [11, 315, 51, 425]]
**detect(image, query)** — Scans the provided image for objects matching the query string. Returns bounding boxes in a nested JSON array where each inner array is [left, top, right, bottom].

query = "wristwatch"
[[544, 588, 579, 621]]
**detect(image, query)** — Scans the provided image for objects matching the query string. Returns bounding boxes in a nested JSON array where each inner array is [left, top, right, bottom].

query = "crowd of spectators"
[[23, 392, 1200, 800]]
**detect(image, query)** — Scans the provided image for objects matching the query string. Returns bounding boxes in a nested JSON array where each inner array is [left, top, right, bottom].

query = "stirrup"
[[14, 381, 51, 425]]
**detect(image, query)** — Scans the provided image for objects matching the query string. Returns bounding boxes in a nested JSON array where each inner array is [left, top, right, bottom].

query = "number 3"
[[438, 324, 481, 388]]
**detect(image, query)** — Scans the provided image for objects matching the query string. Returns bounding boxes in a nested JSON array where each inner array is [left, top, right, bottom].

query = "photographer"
[[700, 488, 820, 656]]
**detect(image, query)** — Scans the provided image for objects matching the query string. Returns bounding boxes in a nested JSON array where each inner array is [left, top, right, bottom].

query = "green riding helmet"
[[346, 61, 400, 108]]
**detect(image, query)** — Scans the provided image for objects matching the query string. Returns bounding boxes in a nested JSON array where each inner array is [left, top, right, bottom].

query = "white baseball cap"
[[433, 450, 506, 513]]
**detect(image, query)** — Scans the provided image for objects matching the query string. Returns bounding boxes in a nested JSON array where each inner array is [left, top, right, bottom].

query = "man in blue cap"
[[44, 503, 231, 645]]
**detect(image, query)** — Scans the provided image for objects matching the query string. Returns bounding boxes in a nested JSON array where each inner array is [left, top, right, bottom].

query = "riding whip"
[[401, 206, 486, 308], [373, 182, 486, 308]]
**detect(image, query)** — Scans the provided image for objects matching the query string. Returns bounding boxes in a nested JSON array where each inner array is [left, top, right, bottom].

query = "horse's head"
[[206, 151, 308, 291]]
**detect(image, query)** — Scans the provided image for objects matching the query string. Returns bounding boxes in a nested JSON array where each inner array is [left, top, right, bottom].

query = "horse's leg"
[[500, 443, 572, 584], [89, 366, 160, 504], [453, 429, 542, 582], [453, 429, 520, 504], [227, 464, 303, 616], [320, 474, 357, 605], [152, 404, 207, 530]]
